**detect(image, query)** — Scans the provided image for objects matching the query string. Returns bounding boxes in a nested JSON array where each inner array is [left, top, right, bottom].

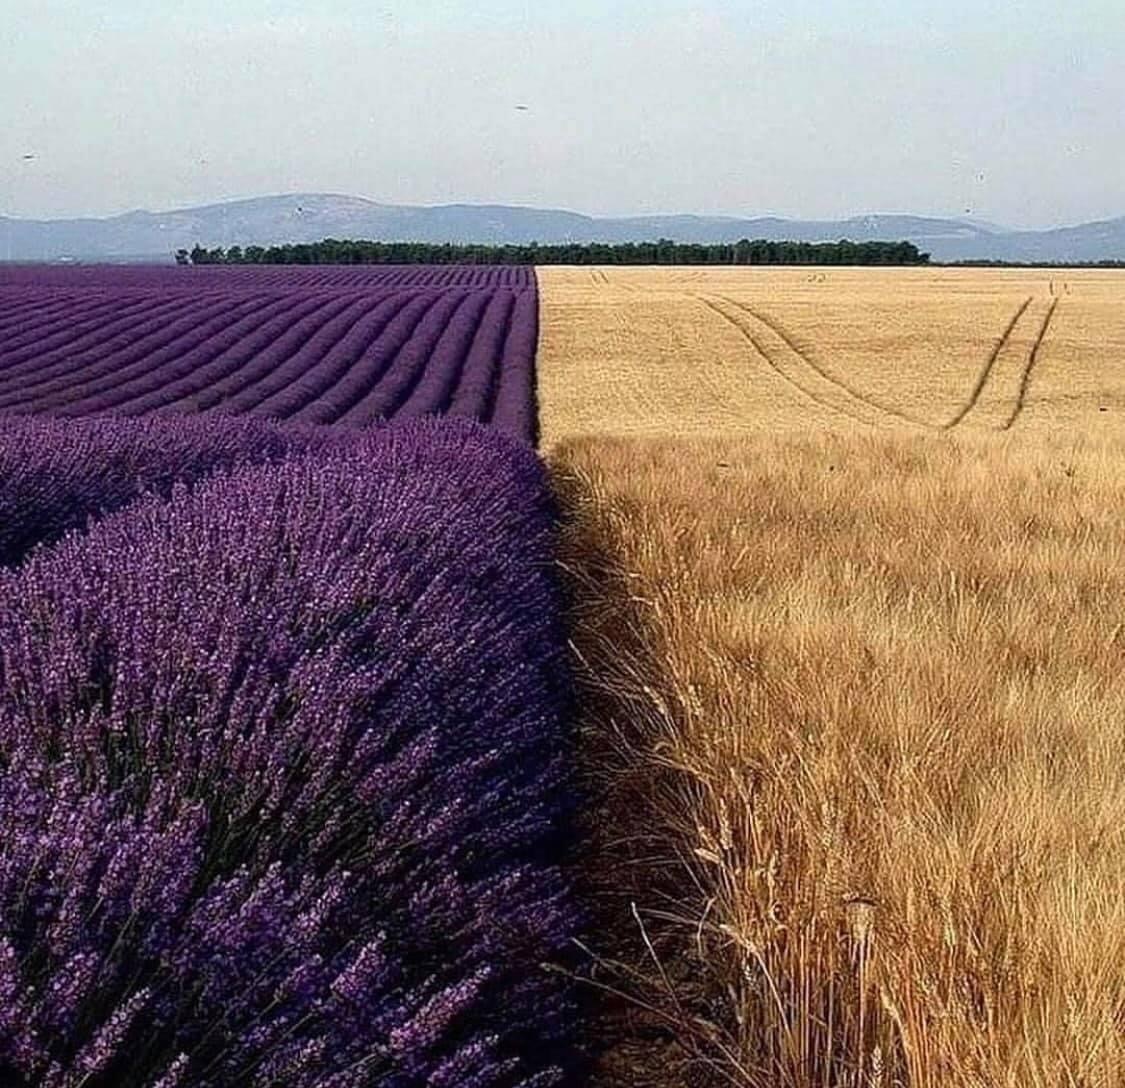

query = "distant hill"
[[2, 193, 1124, 264]]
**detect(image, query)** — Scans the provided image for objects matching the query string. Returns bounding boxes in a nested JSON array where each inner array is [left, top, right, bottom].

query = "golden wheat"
[[538, 267, 1125, 1086], [537, 266, 1125, 441], [554, 431, 1125, 1086]]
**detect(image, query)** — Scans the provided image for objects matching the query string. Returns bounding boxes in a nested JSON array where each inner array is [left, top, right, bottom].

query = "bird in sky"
[[514, 104, 529, 111], [21, 153, 36, 160]]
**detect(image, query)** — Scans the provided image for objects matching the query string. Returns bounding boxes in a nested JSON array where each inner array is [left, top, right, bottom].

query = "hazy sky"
[[3, 0, 1123, 228]]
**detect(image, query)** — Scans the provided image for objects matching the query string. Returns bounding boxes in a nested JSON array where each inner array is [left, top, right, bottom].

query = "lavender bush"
[[0, 418, 578, 1087], [0, 415, 330, 568]]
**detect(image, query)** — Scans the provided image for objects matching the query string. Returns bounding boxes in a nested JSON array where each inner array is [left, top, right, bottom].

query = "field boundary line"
[[717, 295, 938, 429], [943, 296, 1033, 429], [1002, 298, 1059, 430]]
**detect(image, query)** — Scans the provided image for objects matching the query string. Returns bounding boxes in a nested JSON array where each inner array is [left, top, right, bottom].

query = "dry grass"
[[554, 431, 1125, 1087], [537, 266, 1125, 440], [538, 267, 1125, 1085]]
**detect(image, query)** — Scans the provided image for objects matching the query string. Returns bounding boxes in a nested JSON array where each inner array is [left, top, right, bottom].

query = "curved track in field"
[[1001, 298, 1060, 430], [709, 294, 937, 427], [698, 294, 928, 427], [942, 297, 1033, 428], [700, 290, 1061, 433], [0, 266, 539, 441], [942, 296, 1061, 431]]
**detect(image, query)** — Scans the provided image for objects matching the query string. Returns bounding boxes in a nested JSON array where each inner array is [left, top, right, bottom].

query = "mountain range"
[[2, 194, 1124, 264]]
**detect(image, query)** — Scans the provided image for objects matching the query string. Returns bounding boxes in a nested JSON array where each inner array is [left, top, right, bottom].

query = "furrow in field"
[[0, 295, 194, 379], [396, 289, 493, 418], [361, 290, 487, 421], [944, 297, 1035, 429], [488, 289, 539, 439], [135, 295, 341, 415], [249, 293, 410, 419], [0, 294, 117, 341], [717, 295, 936, 428], [60, 296, 305, 416], [0, 291, 118, 338], [0, 293, 189, 361], [217, 295, 396, 415], [0, 296, 230, 408], [289, 291, 446, 425], [1002, 298, 1060, 430], [446, 290, 517, 423], [185, 295, 367, 414], [13, 297, 267, 414], [334, 291, 469, 426], [699, 295, 891, 427]]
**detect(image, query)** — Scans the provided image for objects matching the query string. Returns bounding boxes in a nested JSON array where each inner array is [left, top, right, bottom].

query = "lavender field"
[[0, 417, 579, 1086], [0, 270, 582, 1085], [0, 266, 538, 439]]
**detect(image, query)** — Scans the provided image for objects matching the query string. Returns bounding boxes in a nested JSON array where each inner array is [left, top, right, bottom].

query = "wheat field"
[[539, 268, 1125, 1086], [538, 266, 1124, 440]]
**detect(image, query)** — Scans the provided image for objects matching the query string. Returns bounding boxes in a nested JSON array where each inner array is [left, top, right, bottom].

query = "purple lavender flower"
[[0, 265, 539, 440], [0, 417, 578, 1087], [0, 414, 331, 568]]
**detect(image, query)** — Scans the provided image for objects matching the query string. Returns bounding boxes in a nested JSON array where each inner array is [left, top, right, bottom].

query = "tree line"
[[176, 238, 931, 266], [950, 259, 1125, 269]]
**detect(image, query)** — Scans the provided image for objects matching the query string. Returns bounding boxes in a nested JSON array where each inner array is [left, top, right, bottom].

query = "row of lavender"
[[0, 266, 538, 441], [0, 265, 535, 291], [0, 415, 580, 1086]]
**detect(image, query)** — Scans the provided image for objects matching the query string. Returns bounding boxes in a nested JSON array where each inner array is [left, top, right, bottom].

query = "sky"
[[2, 0, 1124, 229]]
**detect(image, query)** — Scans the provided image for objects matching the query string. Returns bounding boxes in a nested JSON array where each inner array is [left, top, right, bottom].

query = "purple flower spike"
[[0, 417, 579, 1087]]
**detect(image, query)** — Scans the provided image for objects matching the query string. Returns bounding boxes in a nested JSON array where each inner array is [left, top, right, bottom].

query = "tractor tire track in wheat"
[[943, 297, 1033, 429], [699, 294, 932, 428], [943, 296, 1060, 432], [1002, 298, 1060, 430], [717, 295, 938, 428]]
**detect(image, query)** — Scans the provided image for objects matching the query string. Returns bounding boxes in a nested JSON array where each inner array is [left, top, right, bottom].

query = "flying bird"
[[21, 153, 36, 161], [514, 104, 529, 111]]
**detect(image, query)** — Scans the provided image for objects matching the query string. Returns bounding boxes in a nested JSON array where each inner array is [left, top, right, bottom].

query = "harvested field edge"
[[552, 454, 746, 1088]]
